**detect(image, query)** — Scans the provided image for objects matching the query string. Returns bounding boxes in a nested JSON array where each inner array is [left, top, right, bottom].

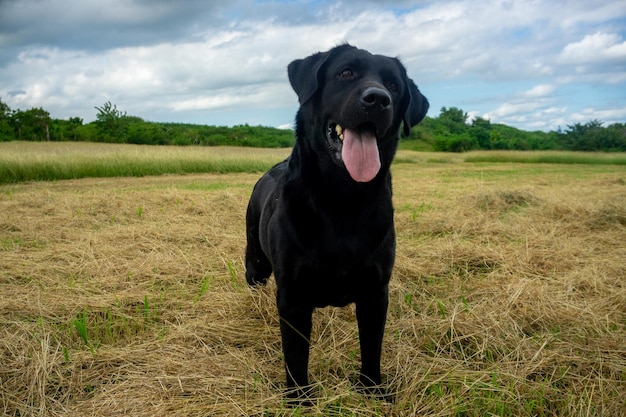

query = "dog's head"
[[288, 44, 429, 183]]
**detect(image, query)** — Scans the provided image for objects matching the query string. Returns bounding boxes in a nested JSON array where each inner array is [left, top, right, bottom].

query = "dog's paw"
[[357, 376, 394, 403], [245, 271, 269, 287], [284, 385, 316, 407]]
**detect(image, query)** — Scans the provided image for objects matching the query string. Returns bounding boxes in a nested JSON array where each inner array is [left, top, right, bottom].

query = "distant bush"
[[55, 118, 295, 148], [433, 133, 478, 152]]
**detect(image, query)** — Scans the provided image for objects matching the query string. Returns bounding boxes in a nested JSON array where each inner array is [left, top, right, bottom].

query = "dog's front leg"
[[277, 290, 314, 400], [355, 285, 389, 389]]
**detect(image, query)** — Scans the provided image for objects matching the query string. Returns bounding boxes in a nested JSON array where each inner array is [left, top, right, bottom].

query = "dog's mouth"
[[327, 122, 381, 183]]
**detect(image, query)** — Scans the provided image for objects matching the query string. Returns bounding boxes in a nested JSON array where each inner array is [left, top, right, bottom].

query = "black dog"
[[245, 44, 428, 400]]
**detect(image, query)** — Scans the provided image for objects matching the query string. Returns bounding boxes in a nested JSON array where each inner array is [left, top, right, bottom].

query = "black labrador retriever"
[[245, 44, 428, 400]]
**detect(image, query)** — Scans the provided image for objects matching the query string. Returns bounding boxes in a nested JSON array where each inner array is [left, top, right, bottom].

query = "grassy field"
[[464, 150, 626, 165], [1, 143, 625, 416], [2, 142, 626, 185], [0, 142, 291, 184]]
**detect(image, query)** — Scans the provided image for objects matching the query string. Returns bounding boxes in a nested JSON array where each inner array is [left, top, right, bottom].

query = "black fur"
[[245, 44, 428, 401]]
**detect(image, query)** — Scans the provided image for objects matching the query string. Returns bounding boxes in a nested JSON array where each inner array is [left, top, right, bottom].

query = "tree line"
[[408, 107, 626, 152], [1, 99, 625, 152], [0, 100, 294, 148]]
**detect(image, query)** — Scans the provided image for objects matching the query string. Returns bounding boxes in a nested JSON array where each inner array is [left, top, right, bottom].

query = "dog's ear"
[[288, 44, 354, 105], [403, 79, 429, 137], [288, 51, 331, 105]]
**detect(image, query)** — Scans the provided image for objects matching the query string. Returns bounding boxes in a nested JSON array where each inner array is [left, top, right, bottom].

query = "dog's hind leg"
[[244, 203, 272, 285], [245, 228, 272, 286]]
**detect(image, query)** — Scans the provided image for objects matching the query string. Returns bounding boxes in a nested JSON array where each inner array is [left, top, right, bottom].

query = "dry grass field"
[[1, 149, 625, 416]]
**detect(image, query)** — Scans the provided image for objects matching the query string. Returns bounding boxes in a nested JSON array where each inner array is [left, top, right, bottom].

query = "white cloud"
[[492, 101, 547, 119], [0, 0, 625, 130], [486, 85, 563, 129], [523, 85, 556, 98], [560, 32, 626, 64], [569, 107, 626, 125], [170, 83, 292, 112]]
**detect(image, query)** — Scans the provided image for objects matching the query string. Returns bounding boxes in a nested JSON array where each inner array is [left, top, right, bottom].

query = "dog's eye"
[[338, 68, 354, 79], [388, 81, 398, 93]]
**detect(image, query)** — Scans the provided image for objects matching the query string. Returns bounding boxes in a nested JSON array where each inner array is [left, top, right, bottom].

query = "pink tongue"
[[341, 128, 381, 182]]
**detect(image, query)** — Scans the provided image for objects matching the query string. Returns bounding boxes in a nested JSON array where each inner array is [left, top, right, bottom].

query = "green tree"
[[94, 101, 128, 142], [0, 98, 14, 141], [559, 120, 614, 151], [50, 117, 84, 141], [439, 106, 468, 134], [489, 129, 507, 149], [469, 116, 492, 149], [68, 117, 84, 141], [604, 123, 626, 151], [11, 107, 51, 141]]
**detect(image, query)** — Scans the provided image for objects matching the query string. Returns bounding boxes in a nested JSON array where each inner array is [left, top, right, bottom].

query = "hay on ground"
[[1, 159, 625, 416]]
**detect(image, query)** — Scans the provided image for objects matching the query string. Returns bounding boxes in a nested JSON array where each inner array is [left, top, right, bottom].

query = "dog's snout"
[[361, 87, 391, 110]]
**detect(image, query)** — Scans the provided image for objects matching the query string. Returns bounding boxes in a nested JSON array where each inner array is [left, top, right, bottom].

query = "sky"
[[1, 0, 625, 132]]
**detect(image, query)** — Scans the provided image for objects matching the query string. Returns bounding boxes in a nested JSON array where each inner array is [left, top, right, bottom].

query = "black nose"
[[361, 87, 392, 110]]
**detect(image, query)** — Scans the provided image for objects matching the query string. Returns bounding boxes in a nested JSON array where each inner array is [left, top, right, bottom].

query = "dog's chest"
[[293, 213, 395, 271]]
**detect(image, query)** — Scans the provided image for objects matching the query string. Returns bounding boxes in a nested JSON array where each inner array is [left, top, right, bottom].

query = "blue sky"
[[1, 0, 625, 132]]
